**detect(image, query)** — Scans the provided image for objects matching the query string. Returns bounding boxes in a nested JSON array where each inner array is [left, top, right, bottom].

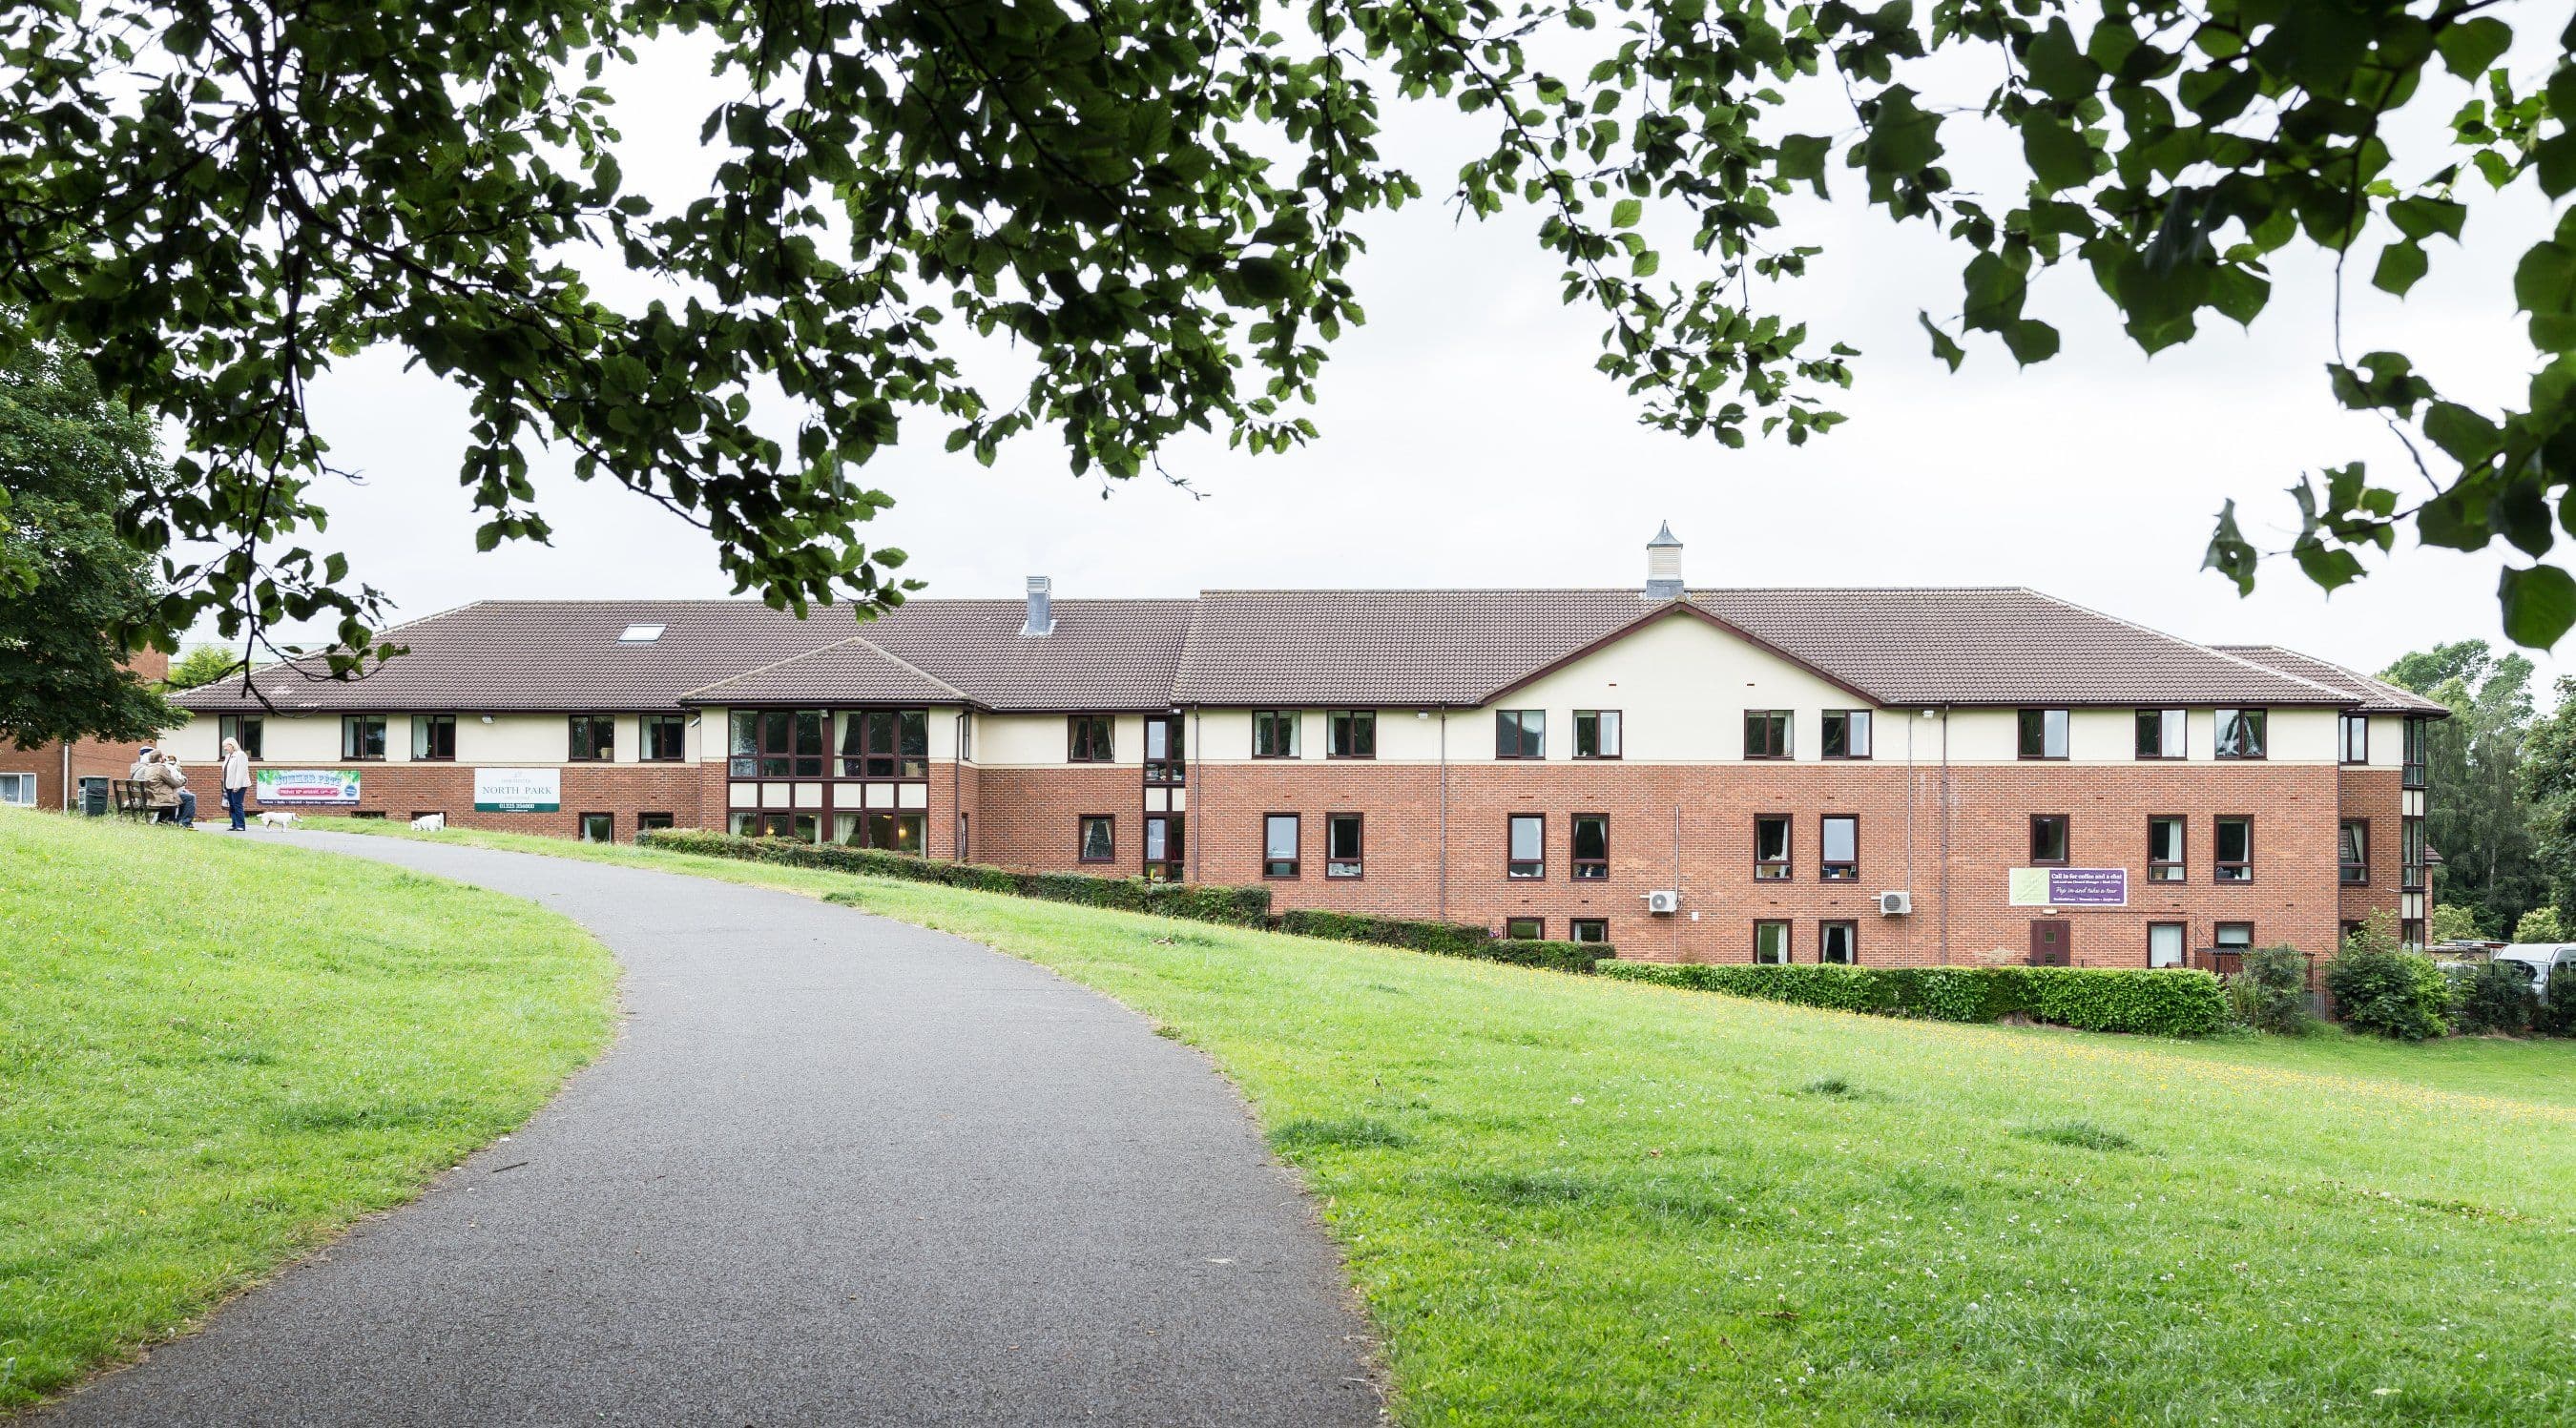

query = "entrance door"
[[2029, 920, 2071, 966]]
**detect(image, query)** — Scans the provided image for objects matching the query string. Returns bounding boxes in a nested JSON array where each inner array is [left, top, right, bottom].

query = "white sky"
[[239, 30, 2562, 692]]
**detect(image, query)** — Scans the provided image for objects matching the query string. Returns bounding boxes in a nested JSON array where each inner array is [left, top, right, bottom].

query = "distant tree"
[[1, 0, 2573, 671], [2384, 642, 2545, 936], [2512, 906, 2565, 943], [2429, 902, 2484, 943], [0, 325, 172, 748], [163, 646, 240, 692]]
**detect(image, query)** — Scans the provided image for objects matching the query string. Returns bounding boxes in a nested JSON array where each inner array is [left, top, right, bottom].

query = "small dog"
[[410, 813, 447, 832], [256, 811, 300, 829]]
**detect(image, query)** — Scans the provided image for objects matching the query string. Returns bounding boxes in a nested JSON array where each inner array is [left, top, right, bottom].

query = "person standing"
[[219, 736, 251, 831]]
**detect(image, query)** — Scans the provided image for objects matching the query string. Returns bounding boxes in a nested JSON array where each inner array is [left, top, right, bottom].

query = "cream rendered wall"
[[259, 714, 348, 763], [2266, 709, 2337, 762], [2367, 714, 2408, 768], [159, 718, 219, 761], [458, 714, 572, 764]]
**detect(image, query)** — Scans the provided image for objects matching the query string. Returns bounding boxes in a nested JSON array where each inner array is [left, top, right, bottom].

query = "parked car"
[[2493, 944, 2576, 1004]]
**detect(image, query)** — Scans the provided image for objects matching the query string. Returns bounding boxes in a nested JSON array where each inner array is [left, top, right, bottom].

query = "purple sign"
[[2046, 867, 2128, 906]]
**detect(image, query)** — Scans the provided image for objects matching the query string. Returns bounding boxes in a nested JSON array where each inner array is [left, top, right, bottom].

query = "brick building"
[[1, 647, 171, 811], [162, 530, 2444, 966]]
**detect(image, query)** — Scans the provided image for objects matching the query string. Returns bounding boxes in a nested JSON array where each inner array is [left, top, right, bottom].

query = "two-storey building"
[[164, 529, 2444, 966]]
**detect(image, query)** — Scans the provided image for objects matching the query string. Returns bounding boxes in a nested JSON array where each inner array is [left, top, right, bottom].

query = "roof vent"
[[1645, 522, 1684, 600], [1022, 576, 1054, 637], [617, 623, 666, 644]]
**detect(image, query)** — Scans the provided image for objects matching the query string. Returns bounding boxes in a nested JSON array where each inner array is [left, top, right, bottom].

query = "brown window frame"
[[641, 713, 689, 763], [1326, 710, 1376, 759], [2338, 817, 2370, 885], [1753, 814, 1792, 881], [1068, 714, 1116, 763], [2213, 708, 2268, 760], [1753, 920, 1792, 964], [1742, 710, 1792, 760], [1506, 917, 1546, 941], [1251, 709, 1299, 758], [341, 714, 388, 761], [2339, 713, 2369, 765], [2147, 921, 2188, 968], [218, 714, 265, 759], [568, 714, 617, 763], [1818, 920, 1859, 964], [2028, 814, 2070, 867], [2213, 921, 2255, 949], [2214, 816, 2254, 882], [1326, 812, 1365, 880], [1819, 814, 1859, 881], [1568, 918, 1610, 944], [1573, 710, 1623, 760], [2147, 815, 2186, 882], [2401, 816, 2426, 891], [1495, 709, 1546, 759], [1143, 714, 1186, 785], [410, 714, 457, 762], [578, 811, 614, 844], [842, 709, 931, 780], [1262, 813, 1300, 880], [1506, 813, 1547, 880], [2134, 708, 2186, 759], [1142, 813, 1183, 881], [1077, 814, 1116, 863], [638, 812, 675, 833], [1571, 814, 1610, 880], [2018, 708, 2069, 760], [1820, 709, 1872, 760]]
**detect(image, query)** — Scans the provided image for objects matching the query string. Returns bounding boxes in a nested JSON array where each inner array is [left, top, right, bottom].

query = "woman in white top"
[[219, 737, 253, 831]]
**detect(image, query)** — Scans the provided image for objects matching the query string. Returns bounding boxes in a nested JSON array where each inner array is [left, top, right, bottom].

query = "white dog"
[[256, 811, 300, 829], [410, 813, 447, 832]]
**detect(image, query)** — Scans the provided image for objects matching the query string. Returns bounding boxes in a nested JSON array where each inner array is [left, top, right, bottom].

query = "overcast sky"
[[249, 31, 2561, 693]]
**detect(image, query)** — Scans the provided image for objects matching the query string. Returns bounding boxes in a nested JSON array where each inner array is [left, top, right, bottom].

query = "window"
[[1743, 710, 1792, 759], [2029, 815, 2069, 866], [2339, 818, 2370, 885], [643, 714, 688, 762], [0, 773, 33, 807], [729, 710, 758, 776], [2214, 708, 2267, 759], [1572, 815, 1609, 880], [1820, 816, 1858, 881], [1506, 918, 1545, 942], [2401, 816, 2426, 891], [1821, 710, 1872, 759], [1078, 815, 1115, 863], [1263, 814, 1300, 879], [348, 811, 387, 820], [579, 813, 613, 844], [2135, 708, 2185, 759], [2148, 922, 2186, 968], [410, 714, 456, 761], [2018, 708, 2069, 759], [1507, 814, 1546, 880], [1252, 710, 1300, 758], [2400, 918, 2425, 949], [2402, 717, 2427, 788], [1754, 921, 1791, 964], [341, 714, 387, 760], [2214, 921, 2254, 949], [727, 710, 820, 776], [1327, 813, 1364, 879], [956, 812, 971, 860], [569, 714, 617, 762], [1495, 710, 1545, 758], [732, 810, 817, 841], [1328, 711, 1376, 758], [638, 813, 675, 832], [2340, 713, 2369, 764], [1574, 710, 1622, 759], [959, 717, 973, 762], [2214, 816, 2253, 882], [831, 812, 924, 850], [845, 710, 929, 778], [1144, 815, 1183, 880], [218, 714, 264, 759], [1068, 714, 1115, 763], [617, 623, 665, 643], [1754, 815, 1791, 880], [2147, 816, 2186, 882], [1569, 919, 1610, 944], [1144, 715, 1186, 784], [1819, 921, 1858, 964]]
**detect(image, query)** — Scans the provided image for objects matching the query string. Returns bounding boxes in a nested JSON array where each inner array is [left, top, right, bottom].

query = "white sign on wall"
[[473, 767, 562, 813]]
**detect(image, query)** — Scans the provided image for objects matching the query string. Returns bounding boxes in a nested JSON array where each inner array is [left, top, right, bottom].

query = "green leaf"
[[1918, 311, 1964, 373], [2500, 565, 2576, 648], [2422, 402, 2502, 464], [2437, 16, 2514, 79], [2372, 240, 2428, 297], [2002, 319, 2060, 365], [2203, 500, 2258, 594], [2023, 121, 2096, 194], [1776, 135, 1832, 197], [1610, 197, 1643, 229]]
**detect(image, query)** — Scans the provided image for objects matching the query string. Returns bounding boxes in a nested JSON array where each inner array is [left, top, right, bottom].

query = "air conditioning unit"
[[1644, 889, 1681, 915], [1878, 890, 1913, 916]]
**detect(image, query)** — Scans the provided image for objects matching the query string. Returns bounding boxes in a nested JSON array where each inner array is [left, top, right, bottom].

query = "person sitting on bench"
[[143, 750, 196, 828]]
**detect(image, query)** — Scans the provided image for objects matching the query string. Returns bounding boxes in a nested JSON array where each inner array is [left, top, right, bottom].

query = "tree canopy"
[[0, 323, 173, 748], [1, 0, 2569, 671]]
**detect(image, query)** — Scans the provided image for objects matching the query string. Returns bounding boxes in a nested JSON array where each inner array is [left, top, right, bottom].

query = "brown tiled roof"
[[173, 587, 2397, 716], [2210, 645, 2451, 715]]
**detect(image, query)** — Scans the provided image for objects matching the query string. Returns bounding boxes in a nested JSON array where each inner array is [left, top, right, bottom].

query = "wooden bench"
[[110, 779, 162, 822]]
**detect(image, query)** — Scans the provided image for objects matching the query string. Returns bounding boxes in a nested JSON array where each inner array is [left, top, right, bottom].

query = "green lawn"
[[305, 818, 2576, 1424], [0, 813, 615, 1411]]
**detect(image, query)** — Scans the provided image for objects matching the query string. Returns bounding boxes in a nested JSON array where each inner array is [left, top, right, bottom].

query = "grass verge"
[[304, 818, 2576, 1423], [0, 813, 615, 1410]]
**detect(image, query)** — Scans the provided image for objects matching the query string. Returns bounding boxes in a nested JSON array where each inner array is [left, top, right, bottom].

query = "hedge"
[[1596, 961, 2230, 1037], [635, 829, 1608, 970]]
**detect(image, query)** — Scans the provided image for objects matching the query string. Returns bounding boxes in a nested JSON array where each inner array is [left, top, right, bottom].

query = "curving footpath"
[[41, 833, 1381, 1427]]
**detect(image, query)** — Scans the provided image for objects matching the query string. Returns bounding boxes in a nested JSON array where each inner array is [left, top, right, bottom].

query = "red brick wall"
[[1189, 759, 2349, 966], [0, 649, 176, 809], [2337, 767, 2405, 937], [972, 767, 1145, 874]]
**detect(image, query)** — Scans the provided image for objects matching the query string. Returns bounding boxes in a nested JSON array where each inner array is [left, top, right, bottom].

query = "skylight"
[[617, 623, 666, 644]]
